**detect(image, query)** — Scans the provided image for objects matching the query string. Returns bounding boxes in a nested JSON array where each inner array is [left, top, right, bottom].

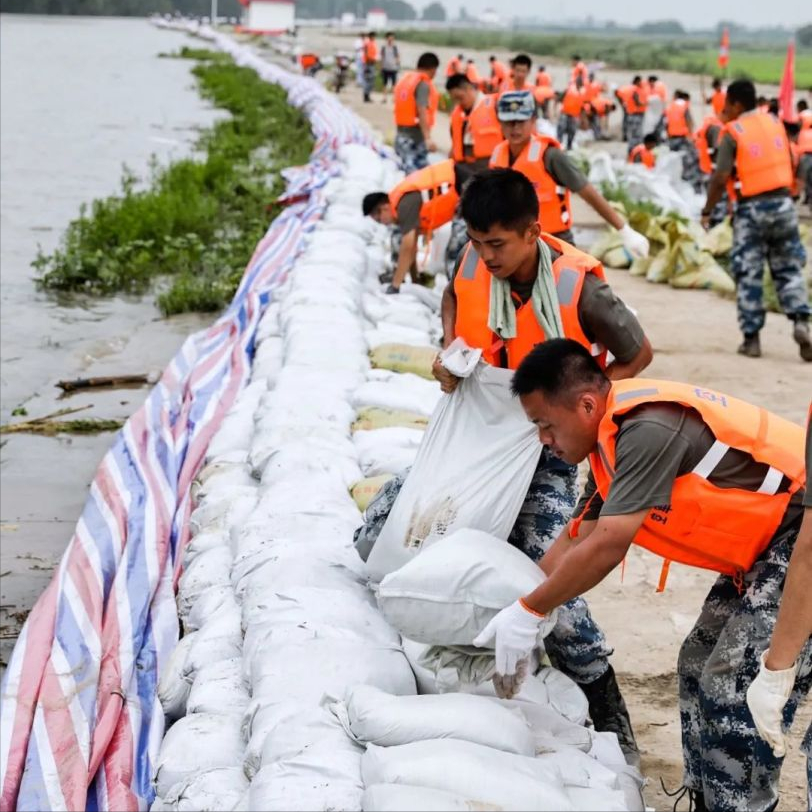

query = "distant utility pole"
[[210, 0, 217, 25]]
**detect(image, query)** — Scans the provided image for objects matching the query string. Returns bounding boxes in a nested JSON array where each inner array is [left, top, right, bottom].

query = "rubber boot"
[[737, 332, 762, 358], [579, 665, 641, 767], [792, 318, 812, 362]]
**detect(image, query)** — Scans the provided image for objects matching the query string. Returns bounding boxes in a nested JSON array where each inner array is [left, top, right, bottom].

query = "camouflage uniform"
[[668, 135, 703, 190], [677, 517, 812, 811], [708, 191, 729, 229], [556, 114, 578, 151], [446, 215, 469, 274], [394, 133, 429, 175], [626, 113, 644, 150], [804, 719, 812, 811], [353, 450, 613, 685], [508, 448, 613, 684], [731, 195, 810, 337]]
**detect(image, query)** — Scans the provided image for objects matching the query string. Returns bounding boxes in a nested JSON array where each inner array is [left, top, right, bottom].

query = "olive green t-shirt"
[[576, 403, 805, 534], [395, 190, 423, 235]]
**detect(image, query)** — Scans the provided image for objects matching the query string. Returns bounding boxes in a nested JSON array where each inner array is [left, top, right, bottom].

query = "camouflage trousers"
[[731, 195, 810, 336], [668, 136, 702, 189], [801, 154, 812, 207], [556, 114, 578, 150], [354, 450, 613, 685], [678, 517, 812, 811], [362, 63, 375, 99], [626, 113, 644, 150], [447, 214, 469, 273], [507, 448, 613, 685], [394, 132, 429, 175]]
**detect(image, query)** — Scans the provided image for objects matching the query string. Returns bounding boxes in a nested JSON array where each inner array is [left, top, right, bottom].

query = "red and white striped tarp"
[[0, 25, 380, 812]]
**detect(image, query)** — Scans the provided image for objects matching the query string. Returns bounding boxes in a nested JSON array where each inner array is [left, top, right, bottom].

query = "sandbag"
[[377, 528, 554, 646], [361, 740, 572, 811], [351, 371, 441, 417], [366, 363, 542, 583], [177, 546, 233, 622], [351, 474, 395, 511], [332, 684, 536, 755], [352, 407, 429, 432], [153, 714, 244, 798], [187, 657, 250, 717], [370, 343, 437, 379], [362, 784, 502, 811], [183, 598, 242, 678], [353, 426, 424, 476], [158, 767, 248, 812], [158, 632, 198, 721]]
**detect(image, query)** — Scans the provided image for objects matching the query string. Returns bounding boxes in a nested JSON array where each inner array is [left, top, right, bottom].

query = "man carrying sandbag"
[[476, 337, 809, 812], [433, 168, 653, 763]]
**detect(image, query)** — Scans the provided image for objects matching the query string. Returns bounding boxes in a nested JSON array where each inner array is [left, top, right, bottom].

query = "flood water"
[[0, 15, 221, 666]]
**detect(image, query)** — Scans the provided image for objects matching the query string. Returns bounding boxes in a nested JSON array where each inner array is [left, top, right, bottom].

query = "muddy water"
[[0, 15, 221, 667]]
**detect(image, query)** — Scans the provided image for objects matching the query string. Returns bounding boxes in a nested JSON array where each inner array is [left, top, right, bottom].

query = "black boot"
[[579, 665, 640, 767], [792, 317, 812, 362], [737, 332, 761, 357]]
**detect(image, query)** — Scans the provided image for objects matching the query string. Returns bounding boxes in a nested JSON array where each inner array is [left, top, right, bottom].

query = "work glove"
[[472, 598, 553, 678], [385, 284, 400, 294], [618, 223, 650, 259], [746, 651, 797, 757]]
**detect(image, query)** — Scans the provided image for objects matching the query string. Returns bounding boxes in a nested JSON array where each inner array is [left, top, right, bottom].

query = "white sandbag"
[[250, 427, 359, 477], [259, 438, 363, 489], [333, 684, 535, 755], [255, 302, 281, 342], [187, 657, 250, 717], [153, 714, 244, 798], [188, 488, 257, 535], [364, 325, 433, 350], [235, 512, 359, 550], [185, 584, 235, 633], [353, 427, 424, 476], [252, 336, 284, 383], [498, 698, 593, 752], [351, 372, 441, 417], [254, 474, 361, 526], [419, 220, 452, 276], [361, 740, 572, 811], [205, 381, 267, 461], [377, 528, 552, 646], [567, 787, 629, 812], [182, 529, 229, 569], [192, 461, 254, 501], [159, 767, 248, 812], [158, 632, 198, 721], [177, 546, 233, 621], [398, 283, 442, 312], [366, 362, 542, 582], [362, 784, 502, 811], [183, 601, 242, 679]]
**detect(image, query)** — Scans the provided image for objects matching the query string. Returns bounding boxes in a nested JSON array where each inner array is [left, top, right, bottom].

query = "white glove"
[[472, 599, 552, 677], [746, 651, 797, 757], [618, 223, 650, 259]]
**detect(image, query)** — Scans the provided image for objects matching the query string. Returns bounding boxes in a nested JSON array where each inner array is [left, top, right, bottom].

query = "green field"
[[396, 30, 812, 87]]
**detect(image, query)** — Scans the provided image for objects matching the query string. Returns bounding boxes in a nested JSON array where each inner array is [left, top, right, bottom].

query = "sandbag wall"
[[152, 143, 646, 811]]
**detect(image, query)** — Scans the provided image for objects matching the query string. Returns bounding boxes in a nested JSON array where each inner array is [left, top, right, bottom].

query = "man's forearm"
[[539, 518, 597, 576], [418, 108, 431, 142], [440, 284, 457, 347], [704, 171, 729, 213], [766, 511, 812, 670], [392, 229, 418, 288], [604, 337, 653, 381], [578, 184, 625, 231]]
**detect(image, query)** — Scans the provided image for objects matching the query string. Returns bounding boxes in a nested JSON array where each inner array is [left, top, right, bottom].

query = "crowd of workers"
[[337, 32, 812, 812]]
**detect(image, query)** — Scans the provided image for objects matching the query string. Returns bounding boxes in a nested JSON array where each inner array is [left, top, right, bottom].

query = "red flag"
[[717, 28, 730, 69], [778, 39, 797, 122]]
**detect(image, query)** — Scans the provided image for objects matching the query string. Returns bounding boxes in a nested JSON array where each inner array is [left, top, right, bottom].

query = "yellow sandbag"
[[370, 343, 437, 379], [351, 474, 395, 511], [670, 251, 735, 294], [702, 219, 732, 256], [645, 252, 672, 284], [352, 407, 429, 432], [629, 256, 652, 277]]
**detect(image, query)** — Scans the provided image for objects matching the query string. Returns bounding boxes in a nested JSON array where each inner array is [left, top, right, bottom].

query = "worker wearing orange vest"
[[500, 53, 554, 119], [628, 134, 657, 168], [614, 83, 635, 142], [694, 113, 729, 226], [665, 91, 702, 190], [556, 83, 586, 150], [436, 171, 652, 762], [488, 55, 509, 92], [393, 52, 440, 174], [587, 94, 616, 140], [703, 80, 811, 362], [465, 59, 482, 89], [490, 91, 650, 255], [570, 55, 588, 89], [707, 78, 726, 117], [796, 124, 812, 207], [361, 32, 378, 102], [445, 53, 464, 77], [746, 406, 812, 804], [799, 100, 812, 130], [647, 74, 667, 103], [476, 337, 808, 811], [622, 76, 648, 150], [446, 74, 502, 174], [535, 66, 552, 88], [363, 160, 459, 293]]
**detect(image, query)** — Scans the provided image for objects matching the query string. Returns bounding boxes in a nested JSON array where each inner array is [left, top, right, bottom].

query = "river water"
[[0, 15, 221, 666]]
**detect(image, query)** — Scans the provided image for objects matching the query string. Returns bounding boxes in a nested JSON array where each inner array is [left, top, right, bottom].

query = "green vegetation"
[[34, 47, 314, 315], [599, 182, 668, 219], [396, 30, 812, 86]]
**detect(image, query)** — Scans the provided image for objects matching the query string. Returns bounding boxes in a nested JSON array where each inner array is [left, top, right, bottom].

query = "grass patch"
[[34, 46, 314, 315], [395, 30, 812, 86]]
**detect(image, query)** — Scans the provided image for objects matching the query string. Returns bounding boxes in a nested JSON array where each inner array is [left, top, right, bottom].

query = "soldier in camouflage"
[[702, 79, 812, 362], [394, 132, 429, 175]]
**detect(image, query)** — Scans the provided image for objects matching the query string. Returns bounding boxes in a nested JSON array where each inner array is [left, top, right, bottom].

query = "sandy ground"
[[294, 29, 812, 811]]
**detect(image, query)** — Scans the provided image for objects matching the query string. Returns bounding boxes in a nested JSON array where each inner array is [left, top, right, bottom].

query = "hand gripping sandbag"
[[365, 359, 543, 582]]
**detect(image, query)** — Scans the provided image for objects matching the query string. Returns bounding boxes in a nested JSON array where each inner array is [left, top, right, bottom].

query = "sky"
[[433, 0, 809, 30]]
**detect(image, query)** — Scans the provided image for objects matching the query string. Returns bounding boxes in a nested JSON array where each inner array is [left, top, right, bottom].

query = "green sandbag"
[[370, 343, 437, 379]]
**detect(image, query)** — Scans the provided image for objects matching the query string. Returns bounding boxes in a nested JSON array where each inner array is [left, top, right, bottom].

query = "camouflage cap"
[[497, 91, 536, 121]]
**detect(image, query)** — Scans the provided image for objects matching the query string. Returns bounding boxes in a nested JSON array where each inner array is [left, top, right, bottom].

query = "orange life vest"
[[665, 100, 691, 137], [450, 94, 502, 163], [625, 86, 647, 115], [615, 85, 634, 109], [586, 379, 805, 584], [490, 134, 573, 236], [710, 88, 726, 117], [725, 112, 793, 198], [446, 56, 462, 77], [798, 127, 812, 154], [394, 71, 439, 128], [571, 62, 588, 87], [465, 62, 481, 85], [453, 234, 608, 370], [363, 39, 378, 63], [388, 159, 459, 234], [560, 84, 585, 117], [628, 144, 656, 168], [535, 70, 552, 88], [590, 96, 612, 116], [585, 80, 602, 102], [490, 60, 508, 87], [694, 115, 722, 175], [534, 85, 555, 104]]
